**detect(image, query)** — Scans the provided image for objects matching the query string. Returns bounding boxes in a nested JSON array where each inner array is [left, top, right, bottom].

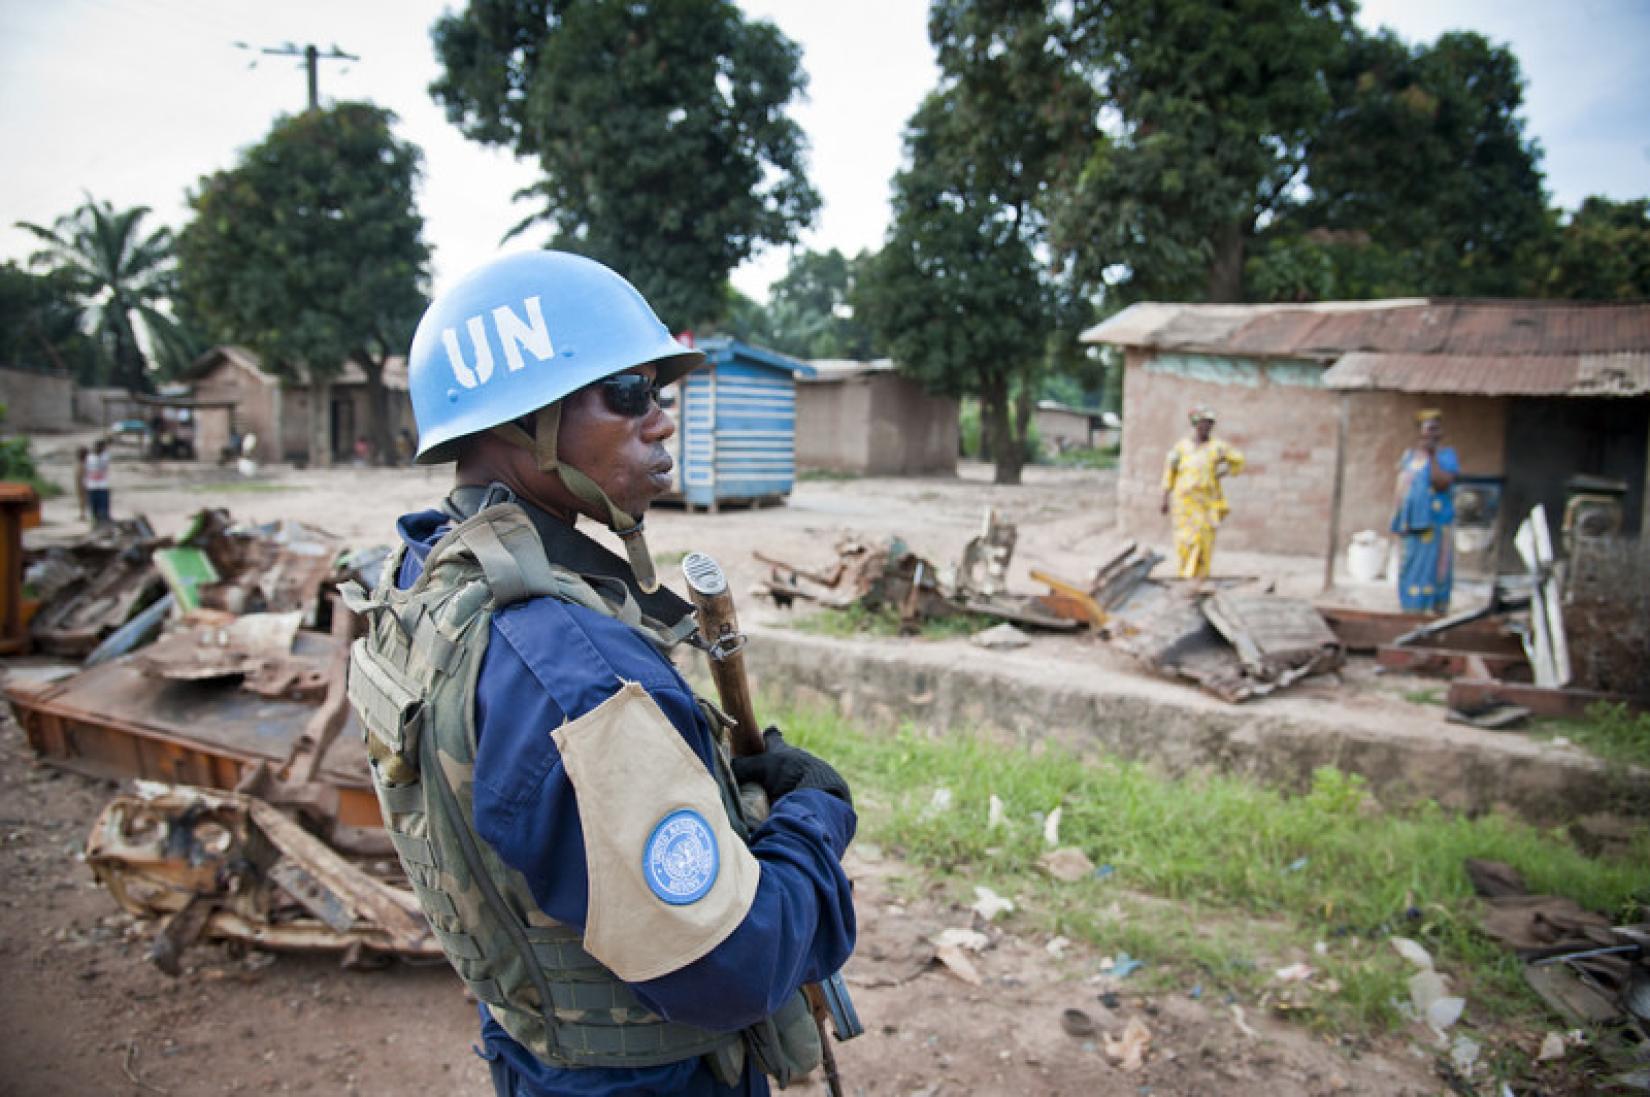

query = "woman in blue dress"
[[1390, 410, 1459, 613]]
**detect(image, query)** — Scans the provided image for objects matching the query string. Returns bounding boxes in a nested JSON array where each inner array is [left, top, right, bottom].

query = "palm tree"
[[16, 197, 193, 391]]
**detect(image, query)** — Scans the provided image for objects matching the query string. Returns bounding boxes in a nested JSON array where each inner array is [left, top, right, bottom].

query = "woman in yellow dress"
[[1160, 407, 1245, 579]]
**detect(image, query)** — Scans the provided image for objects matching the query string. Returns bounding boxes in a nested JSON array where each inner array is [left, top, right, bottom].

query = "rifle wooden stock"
[[681, 552, 854, 1097], [680, 553, 764, 757]]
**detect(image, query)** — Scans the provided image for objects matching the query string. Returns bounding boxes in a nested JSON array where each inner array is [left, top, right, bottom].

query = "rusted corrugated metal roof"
[[1321, 352, 1650, 396], [1083, 299, 1650, 395], [1084, 300, 1650, 359]]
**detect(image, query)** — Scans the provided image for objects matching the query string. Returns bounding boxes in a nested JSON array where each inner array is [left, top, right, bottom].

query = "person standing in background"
[[73, 446, 89, 520], [84, 440, 111, 525], [1391, 410, 1459, 613], [1160, 407, 1245, 579]]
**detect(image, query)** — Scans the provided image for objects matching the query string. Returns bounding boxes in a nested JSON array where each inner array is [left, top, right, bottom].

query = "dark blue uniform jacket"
[[396, 508, 857, 1096]]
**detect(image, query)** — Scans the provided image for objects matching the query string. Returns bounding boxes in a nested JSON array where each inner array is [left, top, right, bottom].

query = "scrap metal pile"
[[754, 507, 1346, 703], [5, 510, 435, 971], [1328, 505, 1650, 727]]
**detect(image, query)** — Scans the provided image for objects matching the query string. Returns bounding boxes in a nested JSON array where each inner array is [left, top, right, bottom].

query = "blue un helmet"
[[408, 251, 704, 590], [409, 250, 703, 464]]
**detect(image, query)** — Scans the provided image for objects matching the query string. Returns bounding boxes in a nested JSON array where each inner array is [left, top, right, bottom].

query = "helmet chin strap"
[[490, 404, 662, 593]]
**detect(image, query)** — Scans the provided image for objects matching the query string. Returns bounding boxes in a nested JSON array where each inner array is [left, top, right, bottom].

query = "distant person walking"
[[1161, 406, 1245, 579], [73, 446, 89, 520], [1391, 410, 1458, 613], [84, 440, 112, 525]]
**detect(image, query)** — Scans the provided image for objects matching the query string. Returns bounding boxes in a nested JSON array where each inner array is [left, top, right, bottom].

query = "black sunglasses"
[[593, 373, 664, 418]]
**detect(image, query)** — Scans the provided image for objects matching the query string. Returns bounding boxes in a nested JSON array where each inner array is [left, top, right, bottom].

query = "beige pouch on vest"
[[554, 681, 760, 983]]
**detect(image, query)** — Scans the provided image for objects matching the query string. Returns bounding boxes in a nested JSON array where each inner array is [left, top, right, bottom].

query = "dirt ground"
[[0, 438, 1537, 1095]]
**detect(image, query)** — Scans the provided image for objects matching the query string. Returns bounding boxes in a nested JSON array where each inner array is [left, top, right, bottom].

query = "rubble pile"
[[4, 508, 418, 971]]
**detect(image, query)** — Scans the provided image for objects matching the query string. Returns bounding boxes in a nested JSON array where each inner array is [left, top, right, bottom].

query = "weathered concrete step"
[[702, 626, 1648, 826]]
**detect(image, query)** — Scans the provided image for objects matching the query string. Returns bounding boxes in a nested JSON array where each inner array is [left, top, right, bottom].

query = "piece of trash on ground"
[[1060, 1007, 1096, 1037], [1102, 1016, 1152, 1072], [932, 927, 990, 953], [933, 943, 983, 986], [971, 885, 1015, 922], [1042, 806, 1062, 847], [971, 622, 1030, 650], [987, 794, 1006, 829], [1274, 962, 1314, 984], [1390, 936, 1434, 970], [1045, 936, 1071, 958], [1536, 1031, 1567, 1061], [1039, 846, 1095, 882]]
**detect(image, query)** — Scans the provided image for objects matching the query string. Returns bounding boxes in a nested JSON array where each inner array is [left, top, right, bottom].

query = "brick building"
[[1083, 299, 1650, 566], [190, 346, 412, 465]]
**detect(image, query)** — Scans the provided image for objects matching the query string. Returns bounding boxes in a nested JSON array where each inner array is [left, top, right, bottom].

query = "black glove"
[[731, 728, 852, 808]]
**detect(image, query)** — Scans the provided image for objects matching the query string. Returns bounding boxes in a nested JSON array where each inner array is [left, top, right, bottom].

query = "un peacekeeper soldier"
[[344, 251, 857, 1096]]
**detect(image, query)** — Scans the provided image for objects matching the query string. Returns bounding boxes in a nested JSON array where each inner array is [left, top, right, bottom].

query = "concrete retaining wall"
[[698, 626, 1647, 825]]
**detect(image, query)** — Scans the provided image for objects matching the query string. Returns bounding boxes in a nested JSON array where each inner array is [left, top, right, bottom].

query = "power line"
[[233, 40, 360, 111]]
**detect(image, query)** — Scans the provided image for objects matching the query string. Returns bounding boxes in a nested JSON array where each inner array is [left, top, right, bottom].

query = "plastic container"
[[1346, 530, 1388, 582]]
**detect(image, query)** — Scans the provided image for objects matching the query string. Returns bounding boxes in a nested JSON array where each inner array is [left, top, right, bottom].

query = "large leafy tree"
[[175, 103, 430, 464], [762, 249, 877, 361], [0, 263, 103, 382], [859, 1, 1096, 485], [431, 0, 819, 329], [15, 197, 193, 390], [1543, 196, 1650, 301], [1253, 28, 1551, 300], [1056, 0, 1352, 303]]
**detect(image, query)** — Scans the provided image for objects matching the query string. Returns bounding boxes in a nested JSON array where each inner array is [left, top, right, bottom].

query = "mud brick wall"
[[1116, 349, 1508, 558], [0, 366, 75, 432]]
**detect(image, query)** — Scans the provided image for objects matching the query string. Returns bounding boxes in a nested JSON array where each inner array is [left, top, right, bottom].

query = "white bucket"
[[1346, 530, 1388, 582]]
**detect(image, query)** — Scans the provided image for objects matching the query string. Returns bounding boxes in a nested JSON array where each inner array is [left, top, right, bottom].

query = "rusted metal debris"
[[1110, 581, 1344, 703], [131, 610, 331, 702], [757, 535, 960, 630], [87, 781, 439, 972], [27, 519, 165, 656]]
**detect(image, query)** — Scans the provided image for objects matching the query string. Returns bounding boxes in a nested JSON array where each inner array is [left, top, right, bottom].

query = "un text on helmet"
[[441, 296, 555, 389]]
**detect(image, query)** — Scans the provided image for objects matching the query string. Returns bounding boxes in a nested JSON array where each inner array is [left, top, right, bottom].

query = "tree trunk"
[[359, 355, 394, 467], [308, 379, 331, 468], [982, 375, 1024, 486], [1206, 218, 1248, 303]]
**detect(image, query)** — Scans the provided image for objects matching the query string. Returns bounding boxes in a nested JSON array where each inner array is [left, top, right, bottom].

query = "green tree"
[[175, 103, 430, 464], [1056, 0, 1352, 303], [762, 249, 877, 360], [15, 197, 193, 390], [431, 0, 819, 330], [1260, 28, 1551, 299], [1543, 196, 1650, 300], [0, 263, 103, 382], [860, 1, 1096, 484]]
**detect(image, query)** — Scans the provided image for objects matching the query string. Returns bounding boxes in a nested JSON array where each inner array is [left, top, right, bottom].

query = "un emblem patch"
[[643, 809, 720, 905]]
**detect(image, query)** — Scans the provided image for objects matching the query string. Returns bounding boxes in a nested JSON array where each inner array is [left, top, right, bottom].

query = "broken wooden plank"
[[1377, 645, 1530, 680], [1446, 678, 1648, 719]]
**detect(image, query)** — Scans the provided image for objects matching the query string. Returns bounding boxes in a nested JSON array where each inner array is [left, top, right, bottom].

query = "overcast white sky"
[[1, 0, 1646, 304]]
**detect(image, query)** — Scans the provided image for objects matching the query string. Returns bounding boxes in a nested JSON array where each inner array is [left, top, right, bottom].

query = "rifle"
[[680, 553, 863, 1097]]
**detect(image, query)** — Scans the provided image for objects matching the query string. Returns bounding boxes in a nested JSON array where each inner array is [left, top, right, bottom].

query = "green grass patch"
[[797, 468, 860, 482], [777, 696, 1649, 1037], [790, 604, 983, 640], [1401, 686, 1444, 706], [1534, 702, 1650, 771], [1050, 445, 1119, 470]]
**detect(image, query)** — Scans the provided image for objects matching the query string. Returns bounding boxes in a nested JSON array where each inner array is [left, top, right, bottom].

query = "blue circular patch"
[[643, 809, 719, 905]]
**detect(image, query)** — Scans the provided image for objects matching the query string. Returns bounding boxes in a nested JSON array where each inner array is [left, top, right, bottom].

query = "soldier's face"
[[556, 364, 677, 519]]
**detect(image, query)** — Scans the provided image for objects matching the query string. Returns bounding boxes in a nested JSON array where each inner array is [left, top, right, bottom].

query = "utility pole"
[[234, 41, 359, 110]]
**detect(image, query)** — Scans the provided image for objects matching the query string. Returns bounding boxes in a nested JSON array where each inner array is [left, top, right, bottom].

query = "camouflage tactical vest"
[[344, 502, 768, 1073]]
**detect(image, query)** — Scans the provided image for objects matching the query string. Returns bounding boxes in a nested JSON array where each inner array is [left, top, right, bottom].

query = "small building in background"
[[190, 346, 411, 466], [670, 337, 812, 512], [1031, 399, 1119, 456], [795, 359, 958, 476], [1082, 299, 1650, 566]]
